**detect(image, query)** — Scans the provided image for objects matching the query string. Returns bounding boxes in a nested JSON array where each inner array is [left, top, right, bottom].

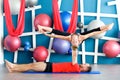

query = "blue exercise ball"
[[60, 11, 71, 31], [52, 38, 70, 54], [68, 48, 72, 55], [24, 41, 31, 46], [24, 45, 31, 51], [23, 41, 31, 51]]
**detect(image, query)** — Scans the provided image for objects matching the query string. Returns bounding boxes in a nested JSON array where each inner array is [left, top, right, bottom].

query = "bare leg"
[[82, 23, 114, 39], [37, 25, 53, 33], [5, 60, 47, 73], [100, 23, 114, 31]]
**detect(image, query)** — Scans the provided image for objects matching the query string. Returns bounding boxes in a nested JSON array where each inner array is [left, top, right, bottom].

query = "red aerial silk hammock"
[[52, 0, 78, 33], [4, 0, 25, 36]]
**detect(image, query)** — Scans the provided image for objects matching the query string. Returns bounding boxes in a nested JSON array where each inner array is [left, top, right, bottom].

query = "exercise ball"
[[33, 46, 48, 62], [25, 0, 38, 7], [52, 38, 70, 54], [8, 0, 21, 15], [77, 22, 84, 28], [34, 14, 52, 30], [87, 20, 106, 38], [24, 41, 31, 51], [24, 46, 31, 51], [24, 41, 31, 46], [103, 40, 120, 58], [60, 11, 71, 31], [4, 35, 21, 52], [68, 48, 72, 55], [118, 31, 120, 39]]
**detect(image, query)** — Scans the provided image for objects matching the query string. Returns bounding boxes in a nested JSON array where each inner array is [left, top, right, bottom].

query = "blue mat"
[[23, 71, 100, 74]]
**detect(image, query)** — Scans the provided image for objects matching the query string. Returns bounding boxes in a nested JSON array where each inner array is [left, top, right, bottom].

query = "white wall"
[[0, 0, 4, 64]]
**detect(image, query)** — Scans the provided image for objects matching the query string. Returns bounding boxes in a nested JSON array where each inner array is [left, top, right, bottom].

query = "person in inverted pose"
[[38, 23, 114, 65], [5, 60, 91, 73]]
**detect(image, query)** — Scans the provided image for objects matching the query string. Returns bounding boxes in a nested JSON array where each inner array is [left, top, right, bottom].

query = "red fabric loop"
[[4, 0, 25, 36], [52, 0, 78, 33], [52, 0, 63, 31]]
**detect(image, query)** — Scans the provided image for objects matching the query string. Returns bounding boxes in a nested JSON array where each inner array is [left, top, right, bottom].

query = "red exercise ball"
[[103, 40, 120, 58], [33, 46, 48, 62], [34, 14, 52, 30], [4, 35, 21, 52]]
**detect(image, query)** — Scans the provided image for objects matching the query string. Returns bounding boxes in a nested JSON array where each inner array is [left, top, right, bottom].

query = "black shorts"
[[44, 62, 52, 72]]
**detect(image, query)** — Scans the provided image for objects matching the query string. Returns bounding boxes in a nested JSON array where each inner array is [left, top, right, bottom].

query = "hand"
[[37, 25, 45, 34], [72, 62, 76, 65], [43, 32, 47, 36]]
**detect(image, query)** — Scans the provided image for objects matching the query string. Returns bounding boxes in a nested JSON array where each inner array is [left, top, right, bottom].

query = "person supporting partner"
[[37, 23, 114, 65], [5, 60, 91, 73]]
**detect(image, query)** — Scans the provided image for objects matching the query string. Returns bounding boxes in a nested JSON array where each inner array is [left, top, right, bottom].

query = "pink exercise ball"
[[103, 40, 120, 58], [34, 14, 52, 30], [4, 35, 21, 52], [33, 46, 48, 62]]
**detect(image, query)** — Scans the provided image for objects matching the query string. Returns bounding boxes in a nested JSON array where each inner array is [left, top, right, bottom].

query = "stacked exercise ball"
[[118, 31, 120, 39], [6, 0, 20, 15], [23, 41, 31, 51], [77, 22, 84, 28], [103, 40, 120, 58], [34, 14, 52, 30], [4, 35, 21, 52], [33, 46, 48, 62], [60, 11, 71, 31], [52, 38, 70, 54], [68, 48, 72, 55], [25, 0, 38, 7], [87, 20, 106, 38]]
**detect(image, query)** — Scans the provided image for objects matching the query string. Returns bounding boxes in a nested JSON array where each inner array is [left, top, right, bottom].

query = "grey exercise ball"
[[87, 20, 106, 39], [1, 0, 20, 15], [77, 22, 83, 28], [0, 0, 3, 13], [8, 0, 21, 15], [25, 0, 38, 7]]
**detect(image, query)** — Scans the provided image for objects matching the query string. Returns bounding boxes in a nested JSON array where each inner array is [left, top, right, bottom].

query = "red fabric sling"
[[52, 0, 78, 33], [4, 0, 25, 36]]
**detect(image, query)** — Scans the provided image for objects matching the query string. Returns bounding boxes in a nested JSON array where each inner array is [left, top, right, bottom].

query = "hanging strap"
[[4, 0, 25, 36], [67, 0, 78, 33], [52, 0, 78, 33], [52, 0, 63, 31]]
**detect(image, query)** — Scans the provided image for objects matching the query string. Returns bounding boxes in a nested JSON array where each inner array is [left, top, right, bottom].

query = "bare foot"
[[108, 23, 114, 30], [37, 25, 45, 33], [5, 60, 15, 72]]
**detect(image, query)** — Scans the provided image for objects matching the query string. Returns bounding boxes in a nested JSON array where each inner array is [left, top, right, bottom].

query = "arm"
[[82, 30, 105, 40], [44, 32, 71, 41], [72, 48, 78, 65]]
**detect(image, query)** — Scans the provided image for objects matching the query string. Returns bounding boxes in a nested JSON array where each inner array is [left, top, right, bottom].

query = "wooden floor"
[[0, 64, 120, 80]]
